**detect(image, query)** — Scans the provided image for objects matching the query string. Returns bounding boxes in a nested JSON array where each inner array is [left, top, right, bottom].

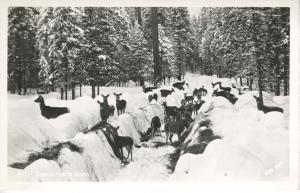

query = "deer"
[[253, 95, 283, 113], [160, 88, 174, 97], [34, 95, 69, 119], [143, 85, 158, 93], [110, 126, 134, 163], [148, 93, 158, 103], [101, 94, 115, 116], [237, 88, 244, 95], [212, 90, 238, 104], [165, 112, 190, 145], [173, 81, 185, 90], [184, 93, 194, 104], [162, 102, 179, 122], [211, 81, 221, 88], [198, 85, 208, 96], [215, 82, 231, 93], [149, 116, 161, 138], [113, 92, 127, 115]]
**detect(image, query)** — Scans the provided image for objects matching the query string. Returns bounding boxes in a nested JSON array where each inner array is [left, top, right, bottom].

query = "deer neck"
[[39, 99, 46, 109], [256, 102, 263, 109]]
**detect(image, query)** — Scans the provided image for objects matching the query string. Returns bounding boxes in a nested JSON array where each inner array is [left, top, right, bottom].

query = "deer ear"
[[97, 100, 101, 104], [101, 94, 104, 97], [106, 94, 110, 97], [113, 92, 116, 95], [119, 93, 122, 96], [116, 126, 120, 130]]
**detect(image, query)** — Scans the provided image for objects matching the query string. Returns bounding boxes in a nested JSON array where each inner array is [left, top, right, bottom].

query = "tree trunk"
[[136, 7, 143, 26], [249, 79, 253, 91], [97, 85, 100, 95], [140, 77, 144, 87], [240, 77, 243, 86], [64, 84, 68, 100], [23, 69, 27, 95], [151, 7, 161, 85], [275, 82, 280, 96], [72, 83, 75, 100], [79, 84, 82, 97], [60, 87, 64, 100], [274, 49, 281, 96], [252, 11, 264, 102], [91, 81, 96, 99], [283, 57, 289, 95], [269, 83, 274, 92], [246, 78, 249, 86], [17, 70, 22, 95]]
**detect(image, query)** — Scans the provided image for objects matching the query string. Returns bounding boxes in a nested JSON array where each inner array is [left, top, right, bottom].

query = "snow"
[[171, 85, 289, 181], [8, 72, 289, 182]]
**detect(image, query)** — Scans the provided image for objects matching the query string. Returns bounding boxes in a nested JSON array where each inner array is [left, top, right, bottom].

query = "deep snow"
[[7, 72, 289, 181]]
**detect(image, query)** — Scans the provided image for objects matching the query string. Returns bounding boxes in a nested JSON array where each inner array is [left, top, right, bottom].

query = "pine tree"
[[8, 7, 39, 95]]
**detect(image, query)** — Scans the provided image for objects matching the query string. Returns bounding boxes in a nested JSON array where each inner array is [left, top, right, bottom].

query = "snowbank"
[[8, 94, 102, 166], [172, 86, 289, 181], [70, 132, 121, 181]]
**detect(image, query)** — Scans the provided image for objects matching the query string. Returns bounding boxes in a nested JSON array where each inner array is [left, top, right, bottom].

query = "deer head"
[[113, 92, 122, 100], [34, 95, 44, 103]]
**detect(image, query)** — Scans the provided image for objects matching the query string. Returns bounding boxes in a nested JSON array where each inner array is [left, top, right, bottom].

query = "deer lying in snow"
[[253, 95, 283, 113], [111, 126, 134, 162], [160, 88, 174, 97], [34, 95, 69, 119], [173, 81, 185, 90], [143, 85, 158, 93], [214, 82, 231, 93], [113, 92, 127, 115]]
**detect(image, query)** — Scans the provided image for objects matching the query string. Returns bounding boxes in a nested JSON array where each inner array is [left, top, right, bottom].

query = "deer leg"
[[130, 146, 133, 161], [169, 134, 173, 144], [166, 132, 169, 144], [126, 146, 130, 159]]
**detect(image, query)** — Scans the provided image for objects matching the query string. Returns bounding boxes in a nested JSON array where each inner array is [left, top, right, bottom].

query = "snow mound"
[[8, 95, 102, 165], [70, 132, 121, 181]]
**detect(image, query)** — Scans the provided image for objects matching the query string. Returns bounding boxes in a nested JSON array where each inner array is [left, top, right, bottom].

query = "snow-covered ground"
[[7, 72, 289, 181]]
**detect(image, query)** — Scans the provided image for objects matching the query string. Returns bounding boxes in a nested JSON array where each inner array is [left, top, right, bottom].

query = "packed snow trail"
[[112, 135, 176, 181]]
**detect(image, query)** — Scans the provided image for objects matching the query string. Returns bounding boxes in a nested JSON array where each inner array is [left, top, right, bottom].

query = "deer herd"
[[33, 79, 284, 164]]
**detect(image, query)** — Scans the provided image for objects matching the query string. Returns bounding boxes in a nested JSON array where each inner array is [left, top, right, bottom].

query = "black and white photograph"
[[1, 0, 299, 191]]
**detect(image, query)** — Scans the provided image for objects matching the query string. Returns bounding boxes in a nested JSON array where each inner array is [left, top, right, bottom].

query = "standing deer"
[[113, 92, 127, 115], [165, 112, 190, 145], [110, 126, 134, 162], [101, 94, 115, 116]]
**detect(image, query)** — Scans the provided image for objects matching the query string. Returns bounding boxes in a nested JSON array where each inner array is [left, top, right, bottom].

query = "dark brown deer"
[[160, 88, 174, 97], [149, 116, 161, 138], [34, 95, 69, 119], [165, 112, 190, 145], [253, 95, 283, 113], [113, 93, 127, 115], [173, 81, 185, 90], [101, 94, 115, 116], [215, 82, 231, 93], [184, 93, 194, 104], [110, 126, 134, 162]]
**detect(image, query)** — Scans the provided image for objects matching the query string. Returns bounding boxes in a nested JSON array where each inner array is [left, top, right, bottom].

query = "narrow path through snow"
[[112, 135, 176, 181]]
